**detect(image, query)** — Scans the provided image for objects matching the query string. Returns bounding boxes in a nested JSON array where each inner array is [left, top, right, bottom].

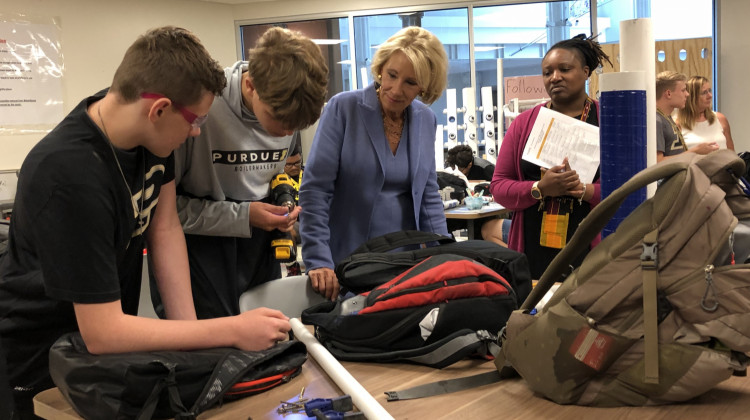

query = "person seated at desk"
[[490, 34, 610, 280], [445, 144, 507, 246], [446, 144, 495, 181], [300, 27, 449, 301]]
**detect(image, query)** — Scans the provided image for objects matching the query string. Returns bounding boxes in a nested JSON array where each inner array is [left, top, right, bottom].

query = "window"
[[353, 8, 470, 128], [239, 17, 351, 101], [597, 0, 713, 43], [473, 2, 590, 146], [596, 0, 715, 105]]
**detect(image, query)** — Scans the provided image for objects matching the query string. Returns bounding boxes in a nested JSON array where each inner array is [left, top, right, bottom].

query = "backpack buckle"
[[640, 242, 658, 270], [476, 329, 498, 342]]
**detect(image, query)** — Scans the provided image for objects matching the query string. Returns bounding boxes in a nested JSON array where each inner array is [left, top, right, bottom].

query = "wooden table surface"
[[35, 355, 750, 420]]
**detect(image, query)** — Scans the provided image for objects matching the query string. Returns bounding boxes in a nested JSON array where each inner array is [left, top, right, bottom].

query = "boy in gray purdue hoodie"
[[150, 27, 329, 319]]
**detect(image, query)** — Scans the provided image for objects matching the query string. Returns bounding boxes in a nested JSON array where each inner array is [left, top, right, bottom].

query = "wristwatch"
[[530, 181, 543, 200]]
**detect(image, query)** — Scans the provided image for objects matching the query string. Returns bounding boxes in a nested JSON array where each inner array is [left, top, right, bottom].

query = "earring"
[[421, 91, 426, 97], [378, 74, 382, 81]]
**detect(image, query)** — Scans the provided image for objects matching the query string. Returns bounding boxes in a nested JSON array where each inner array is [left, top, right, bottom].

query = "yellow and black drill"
[[270, 173, 297, 262]]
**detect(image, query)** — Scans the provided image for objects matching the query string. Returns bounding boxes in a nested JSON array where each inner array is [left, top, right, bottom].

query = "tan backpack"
[[496, 149, 750, 406]]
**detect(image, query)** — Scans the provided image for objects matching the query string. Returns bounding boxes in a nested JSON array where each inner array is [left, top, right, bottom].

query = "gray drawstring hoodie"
[[174, 61, 299, 238]]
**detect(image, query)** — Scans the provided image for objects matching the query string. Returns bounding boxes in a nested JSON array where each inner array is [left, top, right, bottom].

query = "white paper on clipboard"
[[521, 106, 600, 184]]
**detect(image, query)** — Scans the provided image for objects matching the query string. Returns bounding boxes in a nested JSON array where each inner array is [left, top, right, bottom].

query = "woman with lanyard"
[[490, 34, 611, 280]]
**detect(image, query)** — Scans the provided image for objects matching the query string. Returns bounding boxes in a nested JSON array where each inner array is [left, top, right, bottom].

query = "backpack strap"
[[335, 232, 456, 290], [137, 363, 190, 420], [383, 331, 514, 401], [349, 230, 454, 254], [641, 228, 660, 384], [384, 370, 503, 401], [401, 330, 500, 368]]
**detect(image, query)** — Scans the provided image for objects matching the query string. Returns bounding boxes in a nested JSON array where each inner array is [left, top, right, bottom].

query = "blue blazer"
[[300, 83, 448, 270]]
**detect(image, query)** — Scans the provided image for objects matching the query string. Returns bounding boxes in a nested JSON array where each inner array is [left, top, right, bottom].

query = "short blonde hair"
[[247, 27, 329, 130], [656, 70, 687, 99], [370, 27, 448, 105]]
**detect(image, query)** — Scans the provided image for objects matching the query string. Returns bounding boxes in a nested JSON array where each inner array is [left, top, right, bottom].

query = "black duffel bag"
[[49, 332, 306, 420], [334, 230, 531, 305]]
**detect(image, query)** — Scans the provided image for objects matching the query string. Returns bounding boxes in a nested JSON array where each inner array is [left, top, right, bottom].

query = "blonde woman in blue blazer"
[[300, 27, 449, 301]]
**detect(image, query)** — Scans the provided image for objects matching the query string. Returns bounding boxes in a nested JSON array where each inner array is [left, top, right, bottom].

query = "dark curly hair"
[[445, 144, 474, 169], [546, 34, 612, 77]]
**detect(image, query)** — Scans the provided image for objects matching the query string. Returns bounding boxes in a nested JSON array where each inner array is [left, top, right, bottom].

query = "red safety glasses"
[[141, 92, 208, 128]]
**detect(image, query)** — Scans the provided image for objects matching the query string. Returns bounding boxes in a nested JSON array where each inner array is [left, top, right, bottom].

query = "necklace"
[[377, 88, 405, 147], [383, 114, 405, 145], [97, 103, 145, 228]]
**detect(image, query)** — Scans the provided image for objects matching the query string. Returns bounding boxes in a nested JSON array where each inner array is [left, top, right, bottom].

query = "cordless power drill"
[[270, 173, 298, 263]]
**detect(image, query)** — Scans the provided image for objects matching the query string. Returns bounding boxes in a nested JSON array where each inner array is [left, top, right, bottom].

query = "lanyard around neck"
[[547, 97, 593, 122]]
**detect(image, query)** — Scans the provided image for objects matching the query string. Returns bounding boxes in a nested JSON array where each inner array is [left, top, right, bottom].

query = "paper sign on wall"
[[0, 17, 64, 129], [504, 75, 548, 104]]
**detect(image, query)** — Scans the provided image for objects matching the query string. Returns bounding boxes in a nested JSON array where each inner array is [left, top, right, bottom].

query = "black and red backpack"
[[302, 253, 518, 368]]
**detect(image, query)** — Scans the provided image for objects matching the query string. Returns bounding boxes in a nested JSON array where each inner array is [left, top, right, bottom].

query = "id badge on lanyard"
[[540, 197, 573, 249], [538, 99, 592, 249]]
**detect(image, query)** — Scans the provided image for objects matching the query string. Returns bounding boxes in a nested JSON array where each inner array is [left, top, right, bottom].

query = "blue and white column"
[[599, 71, 647, 237]]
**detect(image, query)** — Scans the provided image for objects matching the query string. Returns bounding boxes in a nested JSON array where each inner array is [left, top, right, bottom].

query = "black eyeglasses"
[[285, 161, 302, 168]]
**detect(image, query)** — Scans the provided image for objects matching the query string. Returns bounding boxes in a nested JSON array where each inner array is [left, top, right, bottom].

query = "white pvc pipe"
[[620, 18, 656, 197], [290, 318, 395, 420], [360, 67, 369, 88], [497, 58, 504, 146]]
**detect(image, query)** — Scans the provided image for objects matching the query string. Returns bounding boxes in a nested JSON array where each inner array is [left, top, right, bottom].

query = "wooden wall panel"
[[589, 37, 712, 98]]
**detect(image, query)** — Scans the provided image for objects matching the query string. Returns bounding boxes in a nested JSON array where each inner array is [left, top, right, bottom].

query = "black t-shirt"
[[0, 90, 174, 390]]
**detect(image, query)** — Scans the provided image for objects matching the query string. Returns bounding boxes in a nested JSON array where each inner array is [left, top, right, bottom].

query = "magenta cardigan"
[[489, 103, 601, 254]]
